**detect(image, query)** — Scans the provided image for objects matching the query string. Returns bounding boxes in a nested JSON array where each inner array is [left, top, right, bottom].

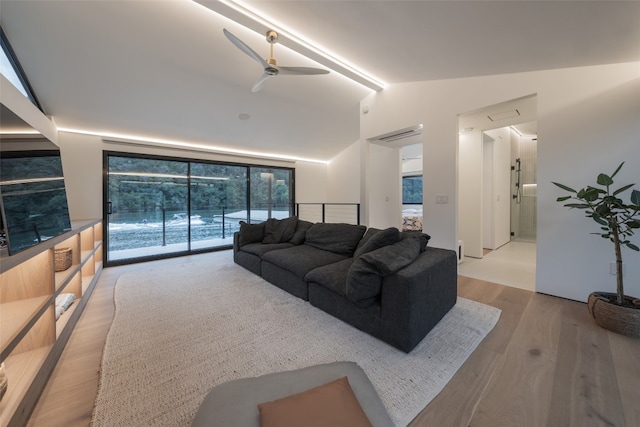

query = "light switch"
[[436, 195, 449, 204]]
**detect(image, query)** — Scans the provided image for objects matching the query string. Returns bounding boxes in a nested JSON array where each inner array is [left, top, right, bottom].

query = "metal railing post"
[[222, 206, 226, 239]]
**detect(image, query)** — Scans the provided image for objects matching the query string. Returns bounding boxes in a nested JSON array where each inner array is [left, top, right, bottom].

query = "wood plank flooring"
[[27, 252, 640, 427]]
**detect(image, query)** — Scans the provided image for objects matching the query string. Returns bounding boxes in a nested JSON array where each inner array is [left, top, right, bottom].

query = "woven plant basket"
[[0, 362, 7, 402], [588, 292, 640, 339], [54, 247, 72, 272]]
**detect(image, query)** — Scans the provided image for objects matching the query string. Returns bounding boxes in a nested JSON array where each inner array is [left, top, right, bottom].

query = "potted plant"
[[553, 162, 640, 338]]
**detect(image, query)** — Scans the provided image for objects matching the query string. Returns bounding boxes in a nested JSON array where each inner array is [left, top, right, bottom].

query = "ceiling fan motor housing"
[[266, 30, 278, 44]]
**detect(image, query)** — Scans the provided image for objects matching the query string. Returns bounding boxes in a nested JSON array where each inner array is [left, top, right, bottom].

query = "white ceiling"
[[1, 1, 638, 161]]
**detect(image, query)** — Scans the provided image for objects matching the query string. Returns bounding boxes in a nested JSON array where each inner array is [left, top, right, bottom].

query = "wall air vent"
[[487, 109, 520, 122], [373, 125, 423, 144]]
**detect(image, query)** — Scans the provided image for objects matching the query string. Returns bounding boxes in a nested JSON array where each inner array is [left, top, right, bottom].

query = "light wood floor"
[[28, 251, 640, 427]]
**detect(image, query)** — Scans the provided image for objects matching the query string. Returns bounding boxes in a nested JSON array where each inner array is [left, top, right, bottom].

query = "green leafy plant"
[[553, 162, 640, 306]]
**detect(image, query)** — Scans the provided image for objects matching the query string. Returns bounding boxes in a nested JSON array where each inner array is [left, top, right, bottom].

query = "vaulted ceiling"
[[1, 1, 638, 161]]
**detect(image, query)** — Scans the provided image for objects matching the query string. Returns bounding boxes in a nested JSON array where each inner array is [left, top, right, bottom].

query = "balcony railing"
[[296, 203, 360, 225]]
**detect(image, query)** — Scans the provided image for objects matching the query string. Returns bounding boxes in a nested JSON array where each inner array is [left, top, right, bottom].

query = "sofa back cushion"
[[238, 221, 266, 246], [305, 223, 366, 256], [290, 220, 314, 245], [346, 238, 421, 307], [263, 216, 299, 244], [399, 231, 431, 252], [354, 228, 381, 253], [353, 227, 400, 258]]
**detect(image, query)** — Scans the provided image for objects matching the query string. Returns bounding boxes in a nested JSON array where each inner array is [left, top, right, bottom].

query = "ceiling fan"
[[223, 28, 329, 92]]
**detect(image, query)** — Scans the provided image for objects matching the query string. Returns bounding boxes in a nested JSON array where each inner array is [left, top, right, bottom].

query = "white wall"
[[459, 129, 483, 257], [536, 65, 640, 301], [294, 161, 327, 203], [326, 140, 361, 203], [358, 61, 640, 301], [367, 143, 402, 229]]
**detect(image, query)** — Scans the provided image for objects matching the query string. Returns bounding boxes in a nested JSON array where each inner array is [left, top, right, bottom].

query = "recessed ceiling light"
[[238, 113, 250, 120]]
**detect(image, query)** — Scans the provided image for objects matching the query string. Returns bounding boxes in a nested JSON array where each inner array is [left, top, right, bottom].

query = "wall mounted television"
[[0, 149, 72, 255]]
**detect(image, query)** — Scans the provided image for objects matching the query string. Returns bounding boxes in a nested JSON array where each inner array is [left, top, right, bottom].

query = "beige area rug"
[[92, 253, 501, 427]]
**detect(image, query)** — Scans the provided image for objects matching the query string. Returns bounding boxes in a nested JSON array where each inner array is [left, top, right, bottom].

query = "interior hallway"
[[458, 241, 536, 292]]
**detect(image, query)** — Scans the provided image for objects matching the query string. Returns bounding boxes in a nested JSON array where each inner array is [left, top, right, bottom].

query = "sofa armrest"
[[379, 247, 457, 349], [233, 232, 240, 260]]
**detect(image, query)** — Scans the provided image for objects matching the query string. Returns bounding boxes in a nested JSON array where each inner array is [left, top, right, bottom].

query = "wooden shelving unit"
[[0, 219, 103, 427]]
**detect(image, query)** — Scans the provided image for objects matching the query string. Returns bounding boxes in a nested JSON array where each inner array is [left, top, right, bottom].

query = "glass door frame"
[[103, 150, 295, 267]]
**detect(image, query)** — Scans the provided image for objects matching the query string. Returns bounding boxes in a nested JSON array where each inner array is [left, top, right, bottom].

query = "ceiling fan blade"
[[251, 73, 272, 92], [278, 66, 329, 76], [223, 29, 269, 69]]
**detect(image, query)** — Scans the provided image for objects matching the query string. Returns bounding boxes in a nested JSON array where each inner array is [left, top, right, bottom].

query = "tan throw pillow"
[[258, 376, 373, 427]]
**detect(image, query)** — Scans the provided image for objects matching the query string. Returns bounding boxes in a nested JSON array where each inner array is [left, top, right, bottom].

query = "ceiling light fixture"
[[57, 127, 329, 164], [194, 0, 386, 91]]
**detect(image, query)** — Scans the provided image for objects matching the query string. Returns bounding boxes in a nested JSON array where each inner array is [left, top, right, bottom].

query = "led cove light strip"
[[211, 0, 386, 91], [57, 127, 329, 164]]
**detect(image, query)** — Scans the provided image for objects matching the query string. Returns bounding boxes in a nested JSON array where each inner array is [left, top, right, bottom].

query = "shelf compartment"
[[55, 235, 80, 265], [0, 296, 51, 353], [80, 227, 94, 253], [81, 253, 96, 278], [0, 251, 53, 302], [58, 270, 82, 299], [0, 346, 52, 427], [10, 304, 55, 356], [54, 264, 80, 293], [55, 298, 79, 339]]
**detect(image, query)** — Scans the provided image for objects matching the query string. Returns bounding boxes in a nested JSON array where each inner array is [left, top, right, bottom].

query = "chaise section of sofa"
[[307, 246, 457, 352]]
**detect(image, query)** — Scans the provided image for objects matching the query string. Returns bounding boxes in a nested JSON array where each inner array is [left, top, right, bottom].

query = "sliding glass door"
[[106, 155, 189, 262], [104, 152, 293, 265], [189, 163, 247, 250], [250, 167, 294, 223]]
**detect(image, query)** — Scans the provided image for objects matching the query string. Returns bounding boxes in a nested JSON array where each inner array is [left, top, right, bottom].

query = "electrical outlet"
[[610, 261, 625, 276]]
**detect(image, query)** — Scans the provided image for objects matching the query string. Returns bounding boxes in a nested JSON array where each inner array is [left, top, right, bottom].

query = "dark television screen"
[[0, 150, 72, 255]]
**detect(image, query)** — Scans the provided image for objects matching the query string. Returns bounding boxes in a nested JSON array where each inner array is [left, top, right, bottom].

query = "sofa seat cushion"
[[262, 245, 349, 278], [346, 238, 421, 307], [305, 258, 355, 298], [305, 223, 366, 256], [241, 242, 295, 257]]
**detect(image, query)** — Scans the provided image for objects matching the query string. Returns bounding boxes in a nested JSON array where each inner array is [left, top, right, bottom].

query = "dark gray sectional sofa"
[[233, 217, 457, 352]]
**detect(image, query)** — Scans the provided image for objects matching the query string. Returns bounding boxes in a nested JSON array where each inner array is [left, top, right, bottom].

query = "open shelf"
[[0, 219, 103, 427], [0, 296, 51, 352], [0, 346, 52, 427], [55, 298, 79, 339]]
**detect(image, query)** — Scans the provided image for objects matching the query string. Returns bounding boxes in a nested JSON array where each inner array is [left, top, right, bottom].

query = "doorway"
[[457, 95, 537, 291]]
